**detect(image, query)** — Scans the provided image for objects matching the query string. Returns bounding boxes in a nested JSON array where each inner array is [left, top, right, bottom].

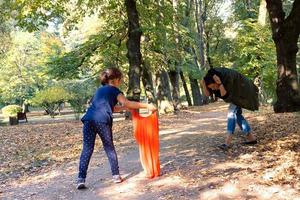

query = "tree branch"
[[266, 0, 285, 41], [75, 25, 127, 68], [285, 0, 300, 36]]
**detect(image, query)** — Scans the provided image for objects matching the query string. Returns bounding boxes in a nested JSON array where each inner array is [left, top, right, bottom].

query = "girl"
[[77, 67, 157, 189], [200, 68, 257, 151]]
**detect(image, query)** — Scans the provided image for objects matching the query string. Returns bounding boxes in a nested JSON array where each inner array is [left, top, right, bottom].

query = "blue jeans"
[[78, 121, 119, 179], [227, 103, 251, 134]]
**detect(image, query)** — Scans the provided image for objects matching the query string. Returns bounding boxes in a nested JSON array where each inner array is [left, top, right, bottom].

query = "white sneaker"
[[77, 178, 86, 189], [112, 175, 123, 183]]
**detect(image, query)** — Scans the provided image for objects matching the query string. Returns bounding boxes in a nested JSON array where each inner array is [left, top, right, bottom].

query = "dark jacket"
[[208, 67, 259, 111]]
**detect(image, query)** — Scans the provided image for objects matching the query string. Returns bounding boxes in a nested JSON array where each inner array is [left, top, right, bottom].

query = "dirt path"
[[2, 102, 300, 200]]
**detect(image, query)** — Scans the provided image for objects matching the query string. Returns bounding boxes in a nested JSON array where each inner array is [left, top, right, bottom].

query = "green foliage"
[[232, 0, 260, 21], [0, 30, 64, 105], [64, 80, 96, 119], [1, 0, 283, 107], [48, 29, 126, 79], [1, 105, 22, 118], [205, 15, 234, 67], [232, 20, 277, 103], [31, 86, 71, 117]]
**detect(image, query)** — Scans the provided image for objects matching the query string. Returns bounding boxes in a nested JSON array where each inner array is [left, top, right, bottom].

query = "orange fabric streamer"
[[131, 110, 160, 178]]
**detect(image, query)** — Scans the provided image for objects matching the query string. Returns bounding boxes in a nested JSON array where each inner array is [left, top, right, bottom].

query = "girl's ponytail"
[[100, 67, 123, 85]]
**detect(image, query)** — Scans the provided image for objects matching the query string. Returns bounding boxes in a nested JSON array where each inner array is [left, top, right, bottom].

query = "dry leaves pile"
[[0, 104, 299, 197], [161, 107, 300, 196], [0, 120, 134, 185], [245, 112, 300, 188]]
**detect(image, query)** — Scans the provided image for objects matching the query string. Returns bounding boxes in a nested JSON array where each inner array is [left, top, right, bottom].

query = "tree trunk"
[[194, 0, 205, 67], [170, 0, 183, 111], [22, 102, 29, 113], [180, 71, 192, 106], [205, 30, 213, 68], [256, 0, 267, 104], [125, 0, 142, 102], [266, 0, 300, 112], [156, 70, 174, 114], [189, 76, 202, 106], [142, 60, 157, 104], [258, 0, 267, 26], [168, 69, 181, 111], [182, 0, 203, 106]]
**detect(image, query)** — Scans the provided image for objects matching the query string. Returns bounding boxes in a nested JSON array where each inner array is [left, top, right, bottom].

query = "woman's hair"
[[204, 75, 215, 85], [203, 68, 222, 85], [100, 67, 123, 85]]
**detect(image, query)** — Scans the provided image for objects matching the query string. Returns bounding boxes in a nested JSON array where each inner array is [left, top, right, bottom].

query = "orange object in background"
[[131, 110, 160, 178]]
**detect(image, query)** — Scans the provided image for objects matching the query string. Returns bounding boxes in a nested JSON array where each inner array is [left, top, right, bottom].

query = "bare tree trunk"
[[194, 0, 205, 67], [180, 71, 192, 106], [266, 0, 300, 112], [125, 0, 142, 102], [142, 60, 157, 104], [256, 0, 267, 104], [258, 0, 267, 26], [169, 69, 181, 111], [22, 102, 30, 113], [170, 0, 183, 111], [189, 76, 202, 105], [205, 30, 213, 68], [182, 0, 203, 106], [156, 70, 174, 114]]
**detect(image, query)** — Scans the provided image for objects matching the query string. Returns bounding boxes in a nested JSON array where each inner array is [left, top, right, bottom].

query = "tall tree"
[[183, 0, 203, 106], [180, 71, 193, 106], [156, 70, 174, 113], [266, 0, 300, 112], [125, 0, 142, 101], [141, 59, 157, 104], [258, 0, 267, 26], [195, 0, 205, 67], [168, 69, 181, 111]]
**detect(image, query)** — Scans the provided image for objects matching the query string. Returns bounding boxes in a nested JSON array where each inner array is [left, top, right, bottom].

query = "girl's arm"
[[200, 80, 211, 97], [113, 105, 128, 112], [213, 75, 227, 97], [117, 94, 157, 111]]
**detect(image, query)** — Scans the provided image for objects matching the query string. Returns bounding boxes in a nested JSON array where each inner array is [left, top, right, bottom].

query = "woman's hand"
[[200, 79, 211, 97], [213, 75, 222, 85], [147, 104, 157, 112]]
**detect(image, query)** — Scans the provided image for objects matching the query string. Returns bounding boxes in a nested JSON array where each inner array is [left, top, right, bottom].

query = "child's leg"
[[94, 122, 120, 176], [78, 121, 97, 179]]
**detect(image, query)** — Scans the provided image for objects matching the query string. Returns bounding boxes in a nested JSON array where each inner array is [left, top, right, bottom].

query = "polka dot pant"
[[78, 121, 119, 179]]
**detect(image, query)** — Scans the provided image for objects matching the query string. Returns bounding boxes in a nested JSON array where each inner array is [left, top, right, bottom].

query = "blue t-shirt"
[[81, 85, 122, 125]]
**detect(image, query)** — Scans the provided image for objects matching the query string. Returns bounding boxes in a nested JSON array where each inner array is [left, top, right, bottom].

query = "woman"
[[77, 67, 157, 189], [200, 68, 257, 150]]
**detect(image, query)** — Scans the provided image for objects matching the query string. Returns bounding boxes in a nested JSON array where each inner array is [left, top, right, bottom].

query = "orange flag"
[[131, 110, 160, 178]]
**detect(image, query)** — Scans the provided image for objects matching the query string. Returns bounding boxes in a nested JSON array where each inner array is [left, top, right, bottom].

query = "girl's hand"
[[114, 105, 128, 112], [213, 75, 222, 85], [147, 104, 157, 112]]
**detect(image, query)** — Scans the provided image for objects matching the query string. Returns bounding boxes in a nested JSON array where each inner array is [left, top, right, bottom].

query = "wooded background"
[[0, 0, 299, 114]]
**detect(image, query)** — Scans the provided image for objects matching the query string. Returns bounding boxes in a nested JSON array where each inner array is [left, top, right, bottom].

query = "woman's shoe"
[[218, 143, 230, 151], [243, 140, 257, 145]]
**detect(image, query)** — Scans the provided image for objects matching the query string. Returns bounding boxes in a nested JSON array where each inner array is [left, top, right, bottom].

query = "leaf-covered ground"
[[1, 102, 299, 199]]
